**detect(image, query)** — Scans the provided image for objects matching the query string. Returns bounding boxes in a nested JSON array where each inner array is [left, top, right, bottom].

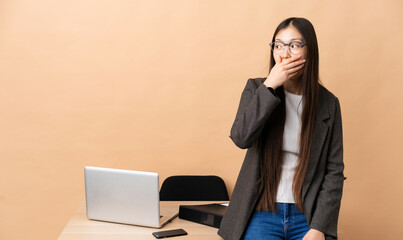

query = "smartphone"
[[152, 229, 187, 238]]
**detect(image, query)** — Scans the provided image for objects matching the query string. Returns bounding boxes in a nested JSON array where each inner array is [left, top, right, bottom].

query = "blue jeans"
[[243, 203, 310, 240]]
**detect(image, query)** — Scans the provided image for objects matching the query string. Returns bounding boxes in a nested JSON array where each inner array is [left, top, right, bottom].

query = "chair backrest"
[[159, 175, 229, 201]]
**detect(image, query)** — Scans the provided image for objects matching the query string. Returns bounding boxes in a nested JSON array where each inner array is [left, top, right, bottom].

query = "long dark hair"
[[256, 17, 319, 212]]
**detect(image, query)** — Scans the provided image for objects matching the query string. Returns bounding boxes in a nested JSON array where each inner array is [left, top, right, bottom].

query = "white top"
[[276, 90, 303, 203]]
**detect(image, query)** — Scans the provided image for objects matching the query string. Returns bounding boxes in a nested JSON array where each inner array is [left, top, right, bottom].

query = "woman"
[[218, 17, 344, 240]]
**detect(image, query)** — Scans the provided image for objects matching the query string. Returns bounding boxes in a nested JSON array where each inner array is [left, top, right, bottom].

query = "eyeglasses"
[[269, 41, 306, 55]]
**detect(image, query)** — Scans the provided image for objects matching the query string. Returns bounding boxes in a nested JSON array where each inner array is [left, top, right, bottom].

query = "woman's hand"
[[264, 55, 306, 89], [302, 229, 325, 240]]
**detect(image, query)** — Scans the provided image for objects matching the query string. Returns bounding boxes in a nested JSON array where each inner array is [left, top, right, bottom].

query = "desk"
[[58, 201, 225, 240]]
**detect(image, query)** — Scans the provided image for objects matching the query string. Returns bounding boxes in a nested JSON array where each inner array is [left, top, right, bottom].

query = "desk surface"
[[58, 201, 226, 240]]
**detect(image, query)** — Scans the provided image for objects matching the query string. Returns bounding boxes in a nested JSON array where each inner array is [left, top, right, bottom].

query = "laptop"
[[84, 166, 178, 228]]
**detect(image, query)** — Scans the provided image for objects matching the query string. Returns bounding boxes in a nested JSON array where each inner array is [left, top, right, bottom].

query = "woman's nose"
[[281, 46, 291, 58]]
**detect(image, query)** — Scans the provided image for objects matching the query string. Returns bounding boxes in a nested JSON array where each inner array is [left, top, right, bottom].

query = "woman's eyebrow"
[[275, 38, 303, 42]]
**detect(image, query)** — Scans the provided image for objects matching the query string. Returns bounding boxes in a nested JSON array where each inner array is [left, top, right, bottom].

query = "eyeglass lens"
[[272, 42, 303, 54]]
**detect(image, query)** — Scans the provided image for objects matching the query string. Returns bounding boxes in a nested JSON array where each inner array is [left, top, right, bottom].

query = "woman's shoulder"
[[318, 84, 341, 113], [244, 77, 267, 90], [319, 84, 339, 101]]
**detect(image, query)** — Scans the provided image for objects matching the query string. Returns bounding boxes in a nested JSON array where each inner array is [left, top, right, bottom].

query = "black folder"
[[178, 203, 227, 228]]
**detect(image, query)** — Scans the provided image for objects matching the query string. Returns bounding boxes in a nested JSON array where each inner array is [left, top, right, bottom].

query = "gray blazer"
[[218, 78, 344, 240]]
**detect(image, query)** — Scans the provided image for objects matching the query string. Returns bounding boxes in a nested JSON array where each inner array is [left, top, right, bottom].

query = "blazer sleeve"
[[310, 98, 345, 237], [230, 78, 281, 149]]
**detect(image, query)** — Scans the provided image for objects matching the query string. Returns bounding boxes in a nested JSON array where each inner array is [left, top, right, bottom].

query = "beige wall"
[[1, 0, 402, 239]]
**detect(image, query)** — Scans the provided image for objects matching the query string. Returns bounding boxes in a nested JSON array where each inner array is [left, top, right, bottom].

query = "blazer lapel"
[[302, 90, 330, 199]]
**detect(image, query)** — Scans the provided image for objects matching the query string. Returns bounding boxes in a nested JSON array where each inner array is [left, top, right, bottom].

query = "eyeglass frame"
[[269, 40, 306, 54]]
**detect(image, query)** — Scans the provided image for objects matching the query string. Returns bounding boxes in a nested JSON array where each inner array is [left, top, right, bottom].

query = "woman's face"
[[273, 26, 307, 63]]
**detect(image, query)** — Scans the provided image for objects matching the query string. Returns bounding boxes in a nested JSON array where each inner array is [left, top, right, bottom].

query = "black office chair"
[[159, 175, 229, 201]]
